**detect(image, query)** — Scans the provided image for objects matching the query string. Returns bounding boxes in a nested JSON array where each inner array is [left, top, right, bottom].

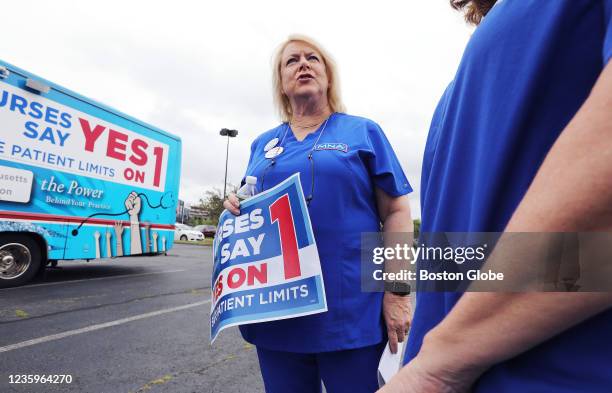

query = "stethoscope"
[[260, 113, 333, 205], [71, 192, 174, 236]]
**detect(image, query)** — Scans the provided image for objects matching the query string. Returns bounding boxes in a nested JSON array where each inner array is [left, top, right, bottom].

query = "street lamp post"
[[219, 128, 238, 199]]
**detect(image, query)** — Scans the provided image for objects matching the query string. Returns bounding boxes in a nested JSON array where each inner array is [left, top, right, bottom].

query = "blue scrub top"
[[239, 113, 412, 353], [407, 1, 612, 392]]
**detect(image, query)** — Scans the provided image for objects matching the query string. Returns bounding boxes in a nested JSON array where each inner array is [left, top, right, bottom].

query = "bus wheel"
[[0, 235, 42, 288]]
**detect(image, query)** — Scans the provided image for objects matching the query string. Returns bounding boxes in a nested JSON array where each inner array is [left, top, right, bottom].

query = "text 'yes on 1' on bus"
[[0, 60, 181, 288]]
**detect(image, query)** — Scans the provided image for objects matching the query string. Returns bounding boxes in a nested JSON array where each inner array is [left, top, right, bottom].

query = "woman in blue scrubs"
[[381, 1, 612, 392], [223, 35, 414, 393]]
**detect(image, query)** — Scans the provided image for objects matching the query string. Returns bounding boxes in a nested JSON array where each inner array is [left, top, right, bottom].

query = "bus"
[[0, 60, 181, 288]]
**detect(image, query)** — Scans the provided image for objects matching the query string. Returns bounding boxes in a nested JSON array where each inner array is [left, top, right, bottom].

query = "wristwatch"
[[384, 281, 411, 296]]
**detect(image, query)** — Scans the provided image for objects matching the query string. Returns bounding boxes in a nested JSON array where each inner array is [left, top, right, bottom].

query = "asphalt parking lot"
[[0, 243, 264, 393]]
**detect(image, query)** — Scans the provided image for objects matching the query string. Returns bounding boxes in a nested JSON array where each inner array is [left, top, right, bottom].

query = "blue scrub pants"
[[256, 343, 385, 393]]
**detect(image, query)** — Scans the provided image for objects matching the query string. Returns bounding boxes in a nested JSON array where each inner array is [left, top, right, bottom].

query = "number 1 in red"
[[270, 194, 301, 279], [153, 147, 164, 187]]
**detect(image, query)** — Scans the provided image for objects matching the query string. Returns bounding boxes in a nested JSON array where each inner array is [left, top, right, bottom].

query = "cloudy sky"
[[2, 0, 472, 218]]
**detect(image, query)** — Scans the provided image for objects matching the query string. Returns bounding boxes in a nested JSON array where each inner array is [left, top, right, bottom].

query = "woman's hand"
[[377, 358, 469, 393], [223, 193, 241, 216], [377, 327, 484, 393], [383, 292, 412, 354]]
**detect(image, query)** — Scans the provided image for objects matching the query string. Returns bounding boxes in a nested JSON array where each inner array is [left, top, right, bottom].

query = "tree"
[[413, 218, 421, 244], [199, 184, 238, 225]]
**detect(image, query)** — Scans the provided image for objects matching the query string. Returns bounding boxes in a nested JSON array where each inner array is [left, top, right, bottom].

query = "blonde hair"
[[272, 34, 346, 123]]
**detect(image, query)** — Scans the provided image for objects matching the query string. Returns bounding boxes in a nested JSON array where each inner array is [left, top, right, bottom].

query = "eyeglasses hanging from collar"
[[260, 114, 333, 206]]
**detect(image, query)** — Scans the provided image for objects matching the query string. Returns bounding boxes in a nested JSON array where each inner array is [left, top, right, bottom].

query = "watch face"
[[385, 281, 411, 295]]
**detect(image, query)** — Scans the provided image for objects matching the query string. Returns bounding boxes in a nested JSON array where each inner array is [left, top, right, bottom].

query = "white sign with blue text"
[[210, 174, 327, 343]]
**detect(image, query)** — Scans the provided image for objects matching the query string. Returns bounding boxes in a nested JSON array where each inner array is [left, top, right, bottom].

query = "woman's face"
[[280, 41, 329, 104]]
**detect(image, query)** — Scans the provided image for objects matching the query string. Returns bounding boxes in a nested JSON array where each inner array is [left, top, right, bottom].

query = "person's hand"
[[383, 292, 412, 353], [223, 193, 241, 215], [125, 192, 142, 220], [377, 359, 470, 393], [378, 330, 485, 393], [113, 221, 124, 238]]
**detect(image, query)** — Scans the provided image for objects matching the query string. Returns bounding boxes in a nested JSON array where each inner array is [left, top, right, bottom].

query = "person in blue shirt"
[[223, 35, 414, 393], [379, 1, 612, 392]]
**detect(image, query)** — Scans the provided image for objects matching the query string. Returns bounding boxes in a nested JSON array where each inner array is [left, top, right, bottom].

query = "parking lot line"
[[0, 299, 211, 354], [0, 269, 188, 291]]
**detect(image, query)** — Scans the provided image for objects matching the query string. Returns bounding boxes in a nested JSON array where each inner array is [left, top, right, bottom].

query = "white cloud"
[[1, 0, 472, 217]]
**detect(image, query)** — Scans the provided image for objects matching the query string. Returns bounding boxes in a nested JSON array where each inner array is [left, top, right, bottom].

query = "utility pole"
[[219, 128, 238, 199]]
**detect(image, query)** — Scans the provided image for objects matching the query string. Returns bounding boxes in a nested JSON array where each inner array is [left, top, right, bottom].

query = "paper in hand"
[[377, 340, 406, 387]]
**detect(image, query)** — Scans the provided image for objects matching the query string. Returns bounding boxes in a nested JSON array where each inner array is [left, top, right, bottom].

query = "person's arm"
[[125, 192, 142, 255], [380, 61, 612, 392], [376, 188, 414, 353], [113, 221, 124, 257]]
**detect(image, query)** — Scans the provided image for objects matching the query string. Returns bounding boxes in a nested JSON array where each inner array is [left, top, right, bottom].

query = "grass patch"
[[15, 309, 29, 318], [133, 374, 173, 393], [151, 375, 173, 385]]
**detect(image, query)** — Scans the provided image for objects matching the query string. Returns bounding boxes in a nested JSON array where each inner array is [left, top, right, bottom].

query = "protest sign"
[[210, 173, 327, 342]]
